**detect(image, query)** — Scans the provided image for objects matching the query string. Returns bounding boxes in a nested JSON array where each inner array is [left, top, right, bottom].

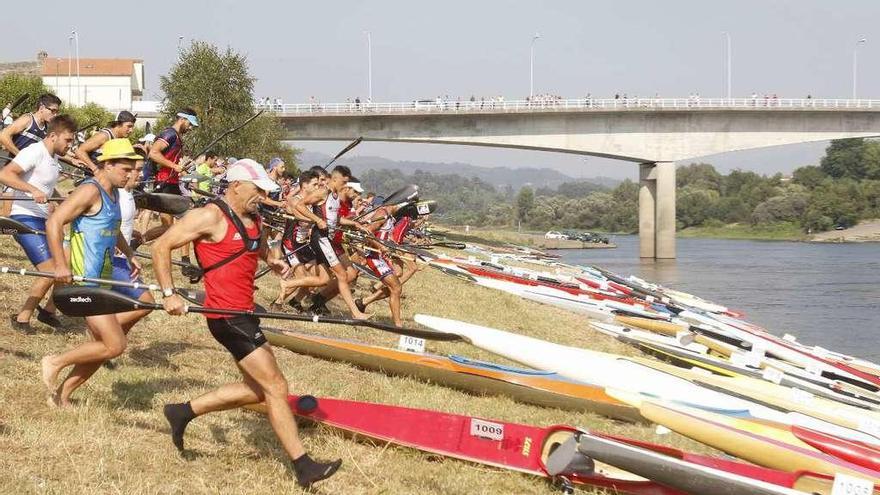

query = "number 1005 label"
[[470, 418, 504, 441]]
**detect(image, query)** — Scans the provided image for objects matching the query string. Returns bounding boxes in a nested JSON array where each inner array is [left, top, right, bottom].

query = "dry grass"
[[0, 236, 714, 495]]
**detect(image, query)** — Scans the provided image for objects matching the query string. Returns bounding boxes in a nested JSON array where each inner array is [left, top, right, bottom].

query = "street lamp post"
[[71, 30, 80, 105], [178, 36, 184, 60], [67, 35, 73, 105], [365, 31, 372, 101], [853, 37, 867, 99], [722, 32, 732, 99], [529, 33, 540, 99]]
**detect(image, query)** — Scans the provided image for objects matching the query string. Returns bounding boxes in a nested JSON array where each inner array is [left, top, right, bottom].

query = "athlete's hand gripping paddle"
[[53, 286, 462, 341]]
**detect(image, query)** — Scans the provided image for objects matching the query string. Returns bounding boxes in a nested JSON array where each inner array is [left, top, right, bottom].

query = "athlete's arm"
[[0, 161, 48, 202], [152, 205, 224, 314], [74, 132, 108, 172], [0, 114, 30, 155], [46, 184, 101, 283], [148, 138, 182, 173], [259, 229, 291, 277]]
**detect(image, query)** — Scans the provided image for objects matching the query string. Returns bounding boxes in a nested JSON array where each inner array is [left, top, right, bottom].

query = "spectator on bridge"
[[355, 97, 361, 110]]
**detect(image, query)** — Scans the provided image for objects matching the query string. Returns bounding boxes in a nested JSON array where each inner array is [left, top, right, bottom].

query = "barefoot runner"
[[0, 114, 76, 332], [152, 159, 341, 488], [40, 139, 152, 405]]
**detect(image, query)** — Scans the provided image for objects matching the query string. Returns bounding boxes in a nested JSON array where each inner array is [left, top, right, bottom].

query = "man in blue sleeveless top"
[[40, 139, 154, 407], [0, 115, 77, 332], [0, 94, 61, 157]]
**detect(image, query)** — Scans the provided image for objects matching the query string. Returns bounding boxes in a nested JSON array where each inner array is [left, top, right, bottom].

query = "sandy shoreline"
[[809, 219, 880, 243]]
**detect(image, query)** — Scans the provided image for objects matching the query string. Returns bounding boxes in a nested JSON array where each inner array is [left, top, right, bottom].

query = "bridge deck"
[[270, 98, 880, 117]]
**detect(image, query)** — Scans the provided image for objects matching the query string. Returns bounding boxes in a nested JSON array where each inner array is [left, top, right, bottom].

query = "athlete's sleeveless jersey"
[[194, 204, 261, 317], [12, 114, 47, 151], [117, 188, 136, 246], [323, 192, 342, 231], [154, 127, 184, 185], [87, 128, 115, 163], [390, 216, 412, 244], [331, 200, 351, 245], [375, 210, 395, 242], [69, 179, 121, 281]]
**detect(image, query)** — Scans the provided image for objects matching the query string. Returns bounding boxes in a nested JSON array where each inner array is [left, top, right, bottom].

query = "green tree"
[[159, 41, 297, 171], [677, 162, 722, 191], [0, 74, 50, 116], [791, 165, 827, 189], [516, 186, 535, 225], [62, 102, 113, 132], [820, 138, 866, 179], [677, 186, 720, 228]]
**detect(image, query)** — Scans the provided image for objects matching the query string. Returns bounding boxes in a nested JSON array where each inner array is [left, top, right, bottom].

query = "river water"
[[557, 236, 880, 361]]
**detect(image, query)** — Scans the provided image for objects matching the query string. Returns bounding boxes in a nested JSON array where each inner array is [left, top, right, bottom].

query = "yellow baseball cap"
[[98, 138, 144, 162]]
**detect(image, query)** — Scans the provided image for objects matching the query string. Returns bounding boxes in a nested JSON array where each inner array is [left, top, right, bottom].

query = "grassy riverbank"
[[678, 221, 809, 241], [436, 226, 615, 250], [0, 236, 713, 494]]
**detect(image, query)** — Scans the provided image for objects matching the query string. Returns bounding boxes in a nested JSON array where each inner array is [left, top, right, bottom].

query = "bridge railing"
[[264, 98, 880, 115]]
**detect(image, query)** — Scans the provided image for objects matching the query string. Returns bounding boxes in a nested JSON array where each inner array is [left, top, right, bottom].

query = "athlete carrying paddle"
[[152, 159, 341, 488], [40, 139, 153, 406]]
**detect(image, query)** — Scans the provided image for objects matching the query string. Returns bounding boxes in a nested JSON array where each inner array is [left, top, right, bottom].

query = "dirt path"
[[810, 219, 880, 242]]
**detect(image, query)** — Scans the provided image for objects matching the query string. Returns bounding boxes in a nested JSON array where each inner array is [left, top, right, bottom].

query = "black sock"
[[292, 453, 342, 487], [164, 402, 196, 451]]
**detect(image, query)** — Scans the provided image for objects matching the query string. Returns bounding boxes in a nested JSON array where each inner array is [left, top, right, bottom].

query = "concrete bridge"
[[278, 98, 880, 258]]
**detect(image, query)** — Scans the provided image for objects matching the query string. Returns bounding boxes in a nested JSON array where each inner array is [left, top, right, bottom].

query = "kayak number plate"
[[470, 418, 504, 441]]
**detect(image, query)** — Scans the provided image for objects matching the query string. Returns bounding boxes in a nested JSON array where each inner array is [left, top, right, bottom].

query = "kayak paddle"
[[53, 286, 462, 341], [0, 265, 204, 305]]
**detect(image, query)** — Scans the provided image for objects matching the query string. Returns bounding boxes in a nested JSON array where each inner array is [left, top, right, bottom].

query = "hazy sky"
[[5, 0, 878, 179]]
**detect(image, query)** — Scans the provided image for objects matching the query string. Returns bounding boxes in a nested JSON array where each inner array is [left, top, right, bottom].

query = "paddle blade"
[[134, 192, 192, 215], [54, 286, 156, 317], [383, 184, 419, 206], [324, 137, 363, 169], [175, 288, 205, 306], [0, 216, 42, 235]]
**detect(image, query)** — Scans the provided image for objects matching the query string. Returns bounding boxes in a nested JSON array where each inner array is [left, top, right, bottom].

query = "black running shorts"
[[156, 182, 182, 195], [206, 315, 266, 361]]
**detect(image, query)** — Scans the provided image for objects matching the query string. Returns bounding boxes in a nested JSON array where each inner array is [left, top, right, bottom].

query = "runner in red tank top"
[[152, 159, 341, 488]]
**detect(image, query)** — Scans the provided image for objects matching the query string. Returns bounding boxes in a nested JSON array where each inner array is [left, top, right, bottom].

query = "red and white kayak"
[[276, 394, 850, 495]]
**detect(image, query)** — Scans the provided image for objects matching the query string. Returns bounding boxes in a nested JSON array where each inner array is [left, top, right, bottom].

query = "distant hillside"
[[298, 151, 618, 190]]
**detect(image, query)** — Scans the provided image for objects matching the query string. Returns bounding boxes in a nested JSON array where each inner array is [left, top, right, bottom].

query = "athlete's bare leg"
[[329, 262, 370, 319], [53, 293, 154, 406], [41, 313, 127, 396]]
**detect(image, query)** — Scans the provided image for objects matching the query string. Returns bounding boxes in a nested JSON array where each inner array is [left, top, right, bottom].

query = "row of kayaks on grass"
[[247, 392, 876, 494], [264, 325, 880, 490]]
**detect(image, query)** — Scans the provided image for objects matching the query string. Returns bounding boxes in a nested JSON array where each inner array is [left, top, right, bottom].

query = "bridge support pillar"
[[639, 162, 676, 259]]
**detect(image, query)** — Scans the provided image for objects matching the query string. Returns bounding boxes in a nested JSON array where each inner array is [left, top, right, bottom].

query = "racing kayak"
[[262, 328, 642, 422], [611, 332, 880, 410], [255, 395, 854, 494], [613, 392, 880, 483], [413, 314, 752, 414]]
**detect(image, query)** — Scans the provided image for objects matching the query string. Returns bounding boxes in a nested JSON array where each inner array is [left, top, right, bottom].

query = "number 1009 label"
[[831, 473, 873, 495], [470, 418, 505, 441]]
